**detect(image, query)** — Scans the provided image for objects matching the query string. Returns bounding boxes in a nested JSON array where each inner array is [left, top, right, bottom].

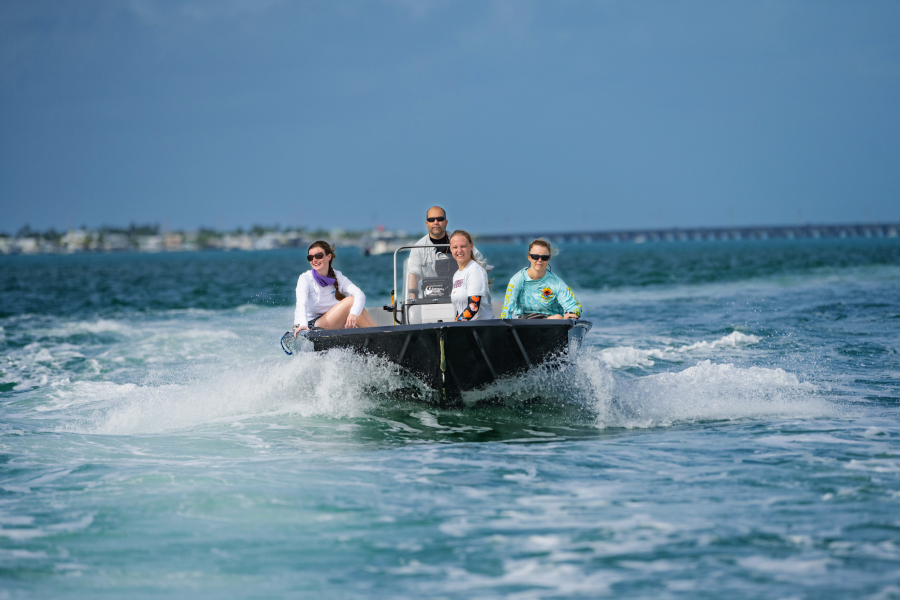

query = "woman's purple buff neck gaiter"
[[312, 269, 336, 287]]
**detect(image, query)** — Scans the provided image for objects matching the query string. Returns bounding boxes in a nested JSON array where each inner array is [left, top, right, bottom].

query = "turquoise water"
[[1, 239, 899, 598]]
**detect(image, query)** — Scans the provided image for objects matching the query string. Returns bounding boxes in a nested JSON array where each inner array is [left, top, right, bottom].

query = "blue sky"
[[1, 0, 898, 235]]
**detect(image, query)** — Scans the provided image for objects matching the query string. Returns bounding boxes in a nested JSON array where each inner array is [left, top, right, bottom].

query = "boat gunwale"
[[297, 318, 592, 340]]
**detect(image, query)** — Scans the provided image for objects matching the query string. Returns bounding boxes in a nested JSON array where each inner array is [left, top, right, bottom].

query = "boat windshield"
[[397, 244, 455, 304]]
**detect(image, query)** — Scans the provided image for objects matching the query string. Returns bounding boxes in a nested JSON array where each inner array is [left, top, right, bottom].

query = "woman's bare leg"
[[355, 308, 376, 328], [547, 314, 565, 319], [313, 297, 355, 329], [314, 299, 377, 329]]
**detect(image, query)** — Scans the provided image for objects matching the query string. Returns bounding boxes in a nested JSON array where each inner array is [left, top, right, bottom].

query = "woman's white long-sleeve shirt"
[[294, 270, 366, 325]]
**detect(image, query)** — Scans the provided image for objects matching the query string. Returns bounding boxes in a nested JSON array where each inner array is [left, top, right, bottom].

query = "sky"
[[1, 0, 898, 236]]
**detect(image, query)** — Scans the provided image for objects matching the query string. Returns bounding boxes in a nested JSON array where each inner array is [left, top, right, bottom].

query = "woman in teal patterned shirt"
[[500, 238, 582, 320]]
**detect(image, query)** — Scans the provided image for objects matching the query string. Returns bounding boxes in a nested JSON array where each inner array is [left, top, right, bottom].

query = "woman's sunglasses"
[[529, 253, 551, 261], [307, 252, 327, 262], [426, 216, 446, 223]]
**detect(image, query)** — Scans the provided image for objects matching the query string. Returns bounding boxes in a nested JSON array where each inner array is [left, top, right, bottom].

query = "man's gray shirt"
[[407, 233, 485, 292]]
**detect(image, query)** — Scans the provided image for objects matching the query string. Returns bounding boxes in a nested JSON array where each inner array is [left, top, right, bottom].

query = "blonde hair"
[[449, 229, 474, 261], [308, 240, 345, 300]]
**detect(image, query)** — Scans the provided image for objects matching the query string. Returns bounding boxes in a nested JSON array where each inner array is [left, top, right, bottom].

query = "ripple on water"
[[1, 241, 898, 598]]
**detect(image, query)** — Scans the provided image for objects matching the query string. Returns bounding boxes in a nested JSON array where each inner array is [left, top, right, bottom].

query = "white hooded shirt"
[[294, 269, 365, 325]]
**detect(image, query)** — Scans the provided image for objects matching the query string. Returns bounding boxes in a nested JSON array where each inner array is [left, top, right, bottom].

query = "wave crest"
[[57, 349, 415, 435], [37, 336, 835, 434], [601, 331, 760, 369]]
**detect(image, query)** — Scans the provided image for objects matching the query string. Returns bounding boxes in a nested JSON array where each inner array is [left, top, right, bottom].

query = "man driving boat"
[[406, 206, 485, 299]]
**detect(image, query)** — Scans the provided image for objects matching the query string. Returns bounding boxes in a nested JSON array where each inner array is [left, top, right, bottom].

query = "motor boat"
[[281, 244, 592, 406]]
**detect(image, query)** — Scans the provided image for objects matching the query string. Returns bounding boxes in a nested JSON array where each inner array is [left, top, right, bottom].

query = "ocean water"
[[1, 238, 899, 599]]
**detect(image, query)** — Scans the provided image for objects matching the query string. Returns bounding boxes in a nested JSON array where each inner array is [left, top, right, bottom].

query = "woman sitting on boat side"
[[500, 238, 581, 320], [449, 230, 495, 321], [293, 241, 376, 335]]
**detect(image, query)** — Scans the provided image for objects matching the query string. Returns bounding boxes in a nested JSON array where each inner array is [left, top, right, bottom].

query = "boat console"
[[391, 244, 459, 325]]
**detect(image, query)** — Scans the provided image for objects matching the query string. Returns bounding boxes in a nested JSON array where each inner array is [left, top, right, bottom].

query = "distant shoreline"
[[1, 222, 897, 255], [477, 222, 900, 245]]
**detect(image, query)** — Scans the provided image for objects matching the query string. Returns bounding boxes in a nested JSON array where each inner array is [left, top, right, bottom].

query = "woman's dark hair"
[[309, 240, 345, 301]]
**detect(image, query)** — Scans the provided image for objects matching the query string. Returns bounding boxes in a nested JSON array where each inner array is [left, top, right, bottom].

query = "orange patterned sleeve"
[[456, 295, 481, 321]]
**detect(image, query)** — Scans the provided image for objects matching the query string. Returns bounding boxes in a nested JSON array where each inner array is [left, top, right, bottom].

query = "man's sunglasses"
[[529, 253, 551, 261], [307, 252, 327, 262], [426, 216, 446, 223]]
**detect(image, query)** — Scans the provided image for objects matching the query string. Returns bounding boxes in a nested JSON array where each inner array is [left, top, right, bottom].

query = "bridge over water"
[[478, 223, 900, 245]]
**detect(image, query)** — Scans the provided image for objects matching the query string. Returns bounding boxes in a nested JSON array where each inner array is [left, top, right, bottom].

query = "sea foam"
[[12, 311, 836, 436], [59, 349, 414, 435], [595, 358, 832, 428], [59, 347, 837, 434], [600, 331, 760, 368]]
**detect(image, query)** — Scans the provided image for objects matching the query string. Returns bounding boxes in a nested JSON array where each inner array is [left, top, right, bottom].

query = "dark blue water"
[[1, 239, 899, 598]]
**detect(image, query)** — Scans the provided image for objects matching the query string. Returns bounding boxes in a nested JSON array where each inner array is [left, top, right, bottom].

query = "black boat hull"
[[282, 319, 591, 405]]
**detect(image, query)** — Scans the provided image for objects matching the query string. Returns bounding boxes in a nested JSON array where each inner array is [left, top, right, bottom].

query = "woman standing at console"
[[293, 241, 376, 335], [500, 238, 581, 320], [449, 230, 494, 321]]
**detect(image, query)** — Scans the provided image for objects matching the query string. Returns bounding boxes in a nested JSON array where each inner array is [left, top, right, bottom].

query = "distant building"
[[14, 238, 39, 254], [138, 235, 164, 252], [181, 231, 198, 251], [62, 229, 89, 252], [279, 231, 306, 248], [253, 233, 281, 250], [103, 233, 130, 251], [222, 234, 253, 251], [164, 233, 183, 250]]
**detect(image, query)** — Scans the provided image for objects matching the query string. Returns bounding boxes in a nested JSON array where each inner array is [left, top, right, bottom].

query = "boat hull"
[[283, 319, 591, 405]]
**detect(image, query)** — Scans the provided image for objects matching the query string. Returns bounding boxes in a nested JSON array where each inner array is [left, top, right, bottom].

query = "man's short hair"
[[426, 206, 446, 218]]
